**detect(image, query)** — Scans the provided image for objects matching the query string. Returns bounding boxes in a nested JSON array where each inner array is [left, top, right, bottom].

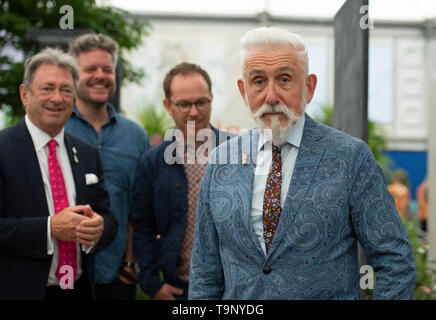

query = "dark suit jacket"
[[132, 125, 234, 297], [0, 119, 118, 300]]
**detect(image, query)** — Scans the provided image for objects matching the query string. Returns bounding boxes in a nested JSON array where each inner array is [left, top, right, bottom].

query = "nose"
[[94, 67, 105, 79], [50, 89, 63, 104], [188, 103, 200, 117], [265, 83, 279, 106]]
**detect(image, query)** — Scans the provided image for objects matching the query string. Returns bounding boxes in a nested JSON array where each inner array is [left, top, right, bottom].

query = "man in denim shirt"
[[66, 34, 149, 300]]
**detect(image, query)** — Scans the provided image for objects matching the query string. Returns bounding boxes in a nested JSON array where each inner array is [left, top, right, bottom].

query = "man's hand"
[[50, 205, 90, 241], [119, 223, 137, 285], [75, 205, 104, 246], [119, 265, 137, 285], [154, 283, 183, 300]]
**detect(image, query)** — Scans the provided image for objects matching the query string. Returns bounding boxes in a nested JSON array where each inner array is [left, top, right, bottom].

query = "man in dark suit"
[[0, 47, 118, 300], [132, 63, 234, 300]]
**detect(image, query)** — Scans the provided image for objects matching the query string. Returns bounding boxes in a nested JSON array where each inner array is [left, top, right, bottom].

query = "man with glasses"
[[132, 62, 234, 300]]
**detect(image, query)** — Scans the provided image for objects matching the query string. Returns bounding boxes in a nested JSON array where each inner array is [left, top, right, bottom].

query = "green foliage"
[[403, 219, 436, 299], [0, 0, 150, 123], [135, 270, 164, 300], [136, 288, 152, 300], [313, 105, 392, 175], [138, 105, 174, 146], [313, 104, 334, 126]]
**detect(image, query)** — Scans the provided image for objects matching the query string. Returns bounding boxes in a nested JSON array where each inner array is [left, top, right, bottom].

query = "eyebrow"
[[248, 66, 295, 77], [248, 69, 265, 77], [38, 82, 73, 89], [83, 64, 113, 69], [38, 83, 54, 87], [275, 66, 294, 74]]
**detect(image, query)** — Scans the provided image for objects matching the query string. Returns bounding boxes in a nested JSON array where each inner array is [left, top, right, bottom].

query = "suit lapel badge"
[[242, 151, 248, 165], [72, 146, 79, 164]]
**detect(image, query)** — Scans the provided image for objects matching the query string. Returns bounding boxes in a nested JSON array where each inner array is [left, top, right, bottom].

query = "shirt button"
[[263, 265, 272, 275]]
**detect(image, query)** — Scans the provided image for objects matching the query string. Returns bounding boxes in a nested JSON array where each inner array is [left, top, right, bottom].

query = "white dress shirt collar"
[[25, 115, 65, 151]]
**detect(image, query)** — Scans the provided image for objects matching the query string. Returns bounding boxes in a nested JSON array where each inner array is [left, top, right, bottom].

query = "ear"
[[163, 98, 173, 116], [237, 79, 247, 104], [19, 84, 29, 108], [305, 74, 317, 104]]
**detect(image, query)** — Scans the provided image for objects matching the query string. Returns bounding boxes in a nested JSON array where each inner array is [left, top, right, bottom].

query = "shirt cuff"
[[82, 240, 97, 254], [47, 216, 54, 255]]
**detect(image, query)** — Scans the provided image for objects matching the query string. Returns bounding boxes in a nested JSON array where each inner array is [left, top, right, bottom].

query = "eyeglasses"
[[168, 98, 211, 113]]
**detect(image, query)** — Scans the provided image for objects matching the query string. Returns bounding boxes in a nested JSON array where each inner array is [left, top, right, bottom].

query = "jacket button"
[[175, 184, 181, 189], [263, 265, 272, 275], [170, 246, 175, 251]]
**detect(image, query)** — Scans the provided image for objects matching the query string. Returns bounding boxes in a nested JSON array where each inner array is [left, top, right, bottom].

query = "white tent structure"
[[102, 0, 436, 21]]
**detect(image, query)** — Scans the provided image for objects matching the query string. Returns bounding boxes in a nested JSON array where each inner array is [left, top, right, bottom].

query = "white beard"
[[252, 103, 304, 146]]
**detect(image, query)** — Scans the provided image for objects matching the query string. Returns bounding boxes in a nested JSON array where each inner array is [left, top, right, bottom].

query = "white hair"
[[239, 26, 309, 76]]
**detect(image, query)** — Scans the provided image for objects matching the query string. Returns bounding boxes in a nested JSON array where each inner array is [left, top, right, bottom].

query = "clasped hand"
[[50, 204, 104, 247]]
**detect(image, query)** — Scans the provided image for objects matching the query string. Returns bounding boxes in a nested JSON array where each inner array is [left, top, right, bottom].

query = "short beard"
[[252, 103, 305, 146], [76, 85, 115, 110]]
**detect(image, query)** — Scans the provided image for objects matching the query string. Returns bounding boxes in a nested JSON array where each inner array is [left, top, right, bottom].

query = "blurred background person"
[[416, 178, 428, 232], [388, 169, 412, 221]]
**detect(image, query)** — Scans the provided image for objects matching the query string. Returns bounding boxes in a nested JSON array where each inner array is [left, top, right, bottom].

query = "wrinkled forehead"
[[243, 44, 305, 77], [33, 63, 75, 87]]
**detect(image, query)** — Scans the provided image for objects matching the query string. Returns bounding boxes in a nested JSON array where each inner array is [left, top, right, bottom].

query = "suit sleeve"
[[0, 161, 48, 258], [131, 152, 165, 298], [93, 150, 118, 253], [188, 161, 225, 300], [127, 130, 150, 221], [348, 142, 416, 299]]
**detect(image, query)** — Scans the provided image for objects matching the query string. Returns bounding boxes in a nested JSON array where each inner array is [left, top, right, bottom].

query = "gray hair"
[[23, 47, 79, 90], [239, 26, 309, 76], [68, 33, 119, 66]]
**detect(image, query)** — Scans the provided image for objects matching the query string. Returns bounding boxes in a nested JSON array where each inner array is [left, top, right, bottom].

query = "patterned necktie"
[[47, 139, 77, 285], [262, 144, 282, 254]]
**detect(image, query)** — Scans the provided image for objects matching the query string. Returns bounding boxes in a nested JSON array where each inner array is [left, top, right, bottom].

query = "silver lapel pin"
[[72, 147, 79, 163]]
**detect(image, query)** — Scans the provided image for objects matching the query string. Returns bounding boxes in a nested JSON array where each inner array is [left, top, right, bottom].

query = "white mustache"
[[254, 104, 299, 123]]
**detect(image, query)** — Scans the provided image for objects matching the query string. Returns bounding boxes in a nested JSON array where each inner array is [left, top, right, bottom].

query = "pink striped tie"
[[48, 139, 77, 287]]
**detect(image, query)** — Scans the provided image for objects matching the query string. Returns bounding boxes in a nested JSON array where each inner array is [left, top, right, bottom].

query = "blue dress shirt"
[[65, 104, 149, 283]]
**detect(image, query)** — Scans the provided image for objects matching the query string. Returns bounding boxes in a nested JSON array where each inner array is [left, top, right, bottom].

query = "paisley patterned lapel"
[[268, 115, 328, 256], [234, 129, 265, 256]]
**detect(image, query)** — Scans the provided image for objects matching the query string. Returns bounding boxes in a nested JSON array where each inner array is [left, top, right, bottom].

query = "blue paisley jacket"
[[189, 114, 416, 300]]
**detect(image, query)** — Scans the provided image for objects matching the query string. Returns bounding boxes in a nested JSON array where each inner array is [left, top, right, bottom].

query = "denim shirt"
[[65, 104, 149, 283]]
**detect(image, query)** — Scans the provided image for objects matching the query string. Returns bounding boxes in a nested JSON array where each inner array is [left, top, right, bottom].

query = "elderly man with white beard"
[[188, 26, 416, 300]]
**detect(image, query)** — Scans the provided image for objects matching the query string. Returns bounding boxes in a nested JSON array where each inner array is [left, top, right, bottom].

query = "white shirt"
[[251, 114, 306, 255], [25, 115, 83, 286]]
